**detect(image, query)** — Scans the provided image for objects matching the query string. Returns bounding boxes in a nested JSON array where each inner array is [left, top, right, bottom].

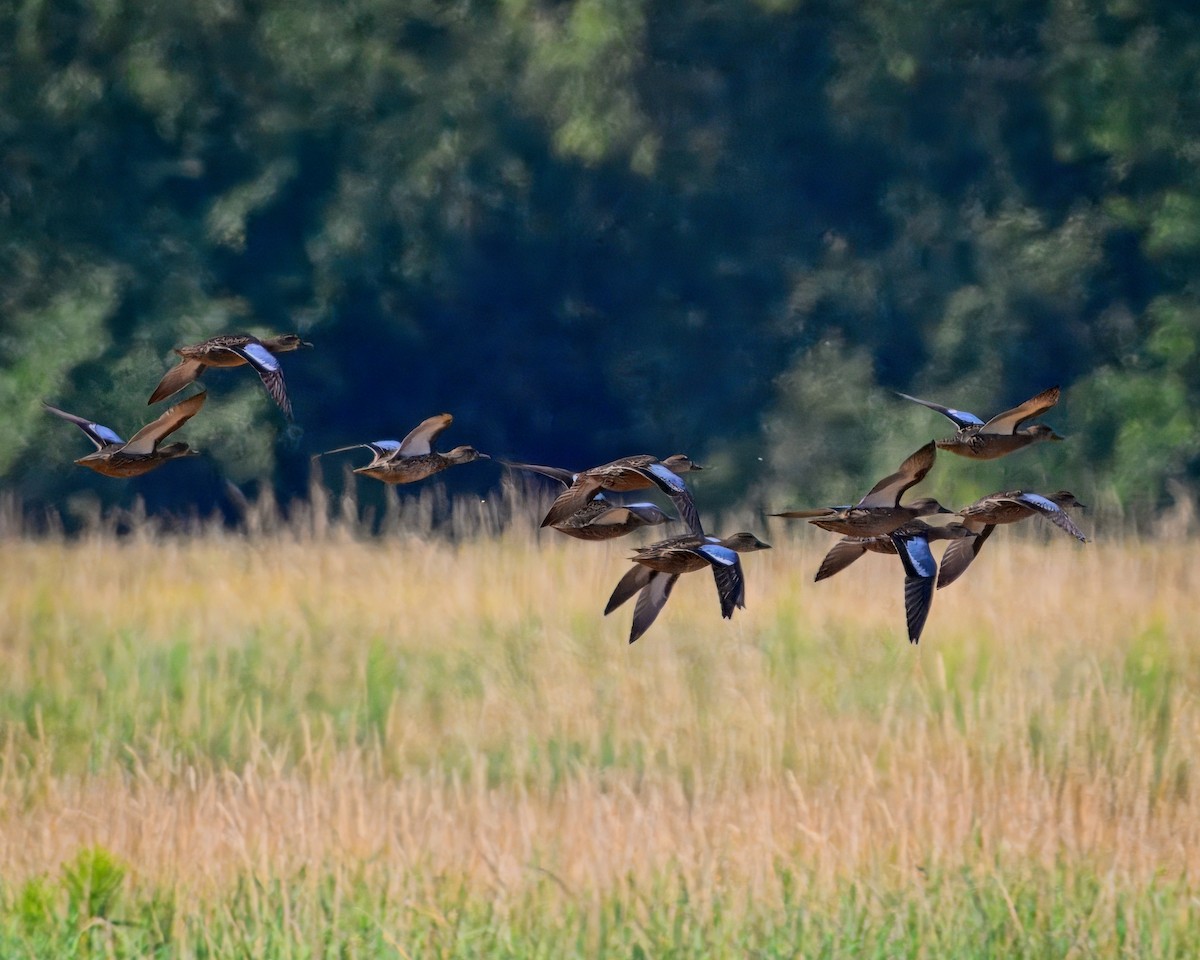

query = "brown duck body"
[[626, 533, 729, 574], [46, 391, 207, 479], [75, 442, 195, 478], [804, 497, 950, 537], [354, 447, 487, 485], [551, 499, 671, 541], [502, 460, 672, 540], [539, 454, 703, 531], [935, 425, 1062, 460], [579, 454, 700, 492], [898, 386, 1064, 461], [957, 490, 1086, 527], [938, 490, 1087, 589], [773, 441, 950, 537], [322, 414, 489, 486]]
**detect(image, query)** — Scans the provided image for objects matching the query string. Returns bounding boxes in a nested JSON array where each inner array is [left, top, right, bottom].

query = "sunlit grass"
[[0, 506, 1197, 956]]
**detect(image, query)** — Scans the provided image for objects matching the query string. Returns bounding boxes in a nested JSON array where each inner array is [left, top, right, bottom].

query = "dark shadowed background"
[[2, 0, 1196, 526]]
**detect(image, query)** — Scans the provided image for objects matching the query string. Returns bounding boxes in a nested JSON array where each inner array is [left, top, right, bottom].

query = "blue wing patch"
[[697, 544, 738, 566], [92, 423, 125, 445], [945, 407, 985, 426], [1016, 492, 1059, 513], [896, 534, 936, 579], [240, 342, 280, 372], [643, 462, 687, 492]]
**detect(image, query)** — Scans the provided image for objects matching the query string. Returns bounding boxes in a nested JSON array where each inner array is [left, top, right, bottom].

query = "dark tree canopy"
[[2, 0, 1197, 522]]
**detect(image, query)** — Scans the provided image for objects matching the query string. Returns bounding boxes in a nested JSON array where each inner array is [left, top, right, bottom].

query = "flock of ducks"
[[44, 334, 1088, 645]]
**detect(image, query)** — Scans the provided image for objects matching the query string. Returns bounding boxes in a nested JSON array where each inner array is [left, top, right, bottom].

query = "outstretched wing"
[[229, 341, 295, 420], [856, 441, 937, 509], [769, 507, 847, 519], [635, 462, 704, 537], [604, 564, 655, 615], [698, 545, 746, 618], [501, 461, 577, 488], [628, 571, 680, 644], [147, 358, 206, 405], [589, 503, 670, 528], [318, 440, 402, 460], [1008, 491, 1088, 541], [122, 391, 207, 454], [936, 521, 994, 589], [622, 502, 672, 525], [895, 391, 984, 429], [541, 477, 606, 528], [979, 386, 1060, 435], [396, 413, 454, 457], [890, 531, 938, 644], [814, 538, 870, 582], [43, 402, 124, 450]]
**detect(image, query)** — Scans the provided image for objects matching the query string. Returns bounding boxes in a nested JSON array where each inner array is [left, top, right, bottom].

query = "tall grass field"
[[0, 502, 1196, 957]]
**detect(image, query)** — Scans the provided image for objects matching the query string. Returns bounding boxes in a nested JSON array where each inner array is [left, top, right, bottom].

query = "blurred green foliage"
[[2, 0, 1198, 518]]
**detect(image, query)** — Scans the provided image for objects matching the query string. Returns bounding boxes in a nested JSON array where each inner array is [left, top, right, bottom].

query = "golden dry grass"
[[0, 513, 1196, 950]]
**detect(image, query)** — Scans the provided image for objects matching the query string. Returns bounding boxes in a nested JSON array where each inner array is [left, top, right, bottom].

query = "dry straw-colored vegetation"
[[0, 492, 1197, 956]]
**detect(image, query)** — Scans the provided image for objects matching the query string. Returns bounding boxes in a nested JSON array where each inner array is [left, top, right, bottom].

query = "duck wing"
[[122, 391, 207, 454], [541, 477, 607, 528], [633, 462, 704, 537], [228, 341, 295, 420], [628, 571, 680, 644], [890, 531, 938, 644], [42, 402, 124, 450], [1007, 491, 1088, 541], [395, 413, 454, 458], [147, 358, 206, 405], [814, 538, 871, 581], [895, 391, 985, 429], [501, 461, 577, 488], [856, 441, 937, 509], [697, 545, 745, 618], [936, 520, 994, 588], [604, 564, 654, 615], [318, 440, 402, 461], [979, 386, 1060, 435]]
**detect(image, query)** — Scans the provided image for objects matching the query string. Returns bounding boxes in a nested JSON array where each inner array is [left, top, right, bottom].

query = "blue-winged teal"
[[148, 333, 312, 420], [814, 520, 977, 645], [540, 454, 704, 535], [897, 385, 1063, 460], [604, 531, 771, 643], [319, 413, 489, 484], [771, 440, 950, 537], [503, 461, 673, 540], [45, 390, 206, 478], [938, 490, 1087, 588]]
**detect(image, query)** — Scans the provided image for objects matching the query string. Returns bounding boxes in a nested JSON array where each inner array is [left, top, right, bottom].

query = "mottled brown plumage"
[[45, 391, 206, 478], [540, 454, 704, 535], [897, 386, 1063, 460], [321, 413, 489, 485], [772, 441, 950, 537], [503, 461, 672, 540], [604, 532, 771, 643], [148, 333, 311, 419], [938, 491, 1087, 588]]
